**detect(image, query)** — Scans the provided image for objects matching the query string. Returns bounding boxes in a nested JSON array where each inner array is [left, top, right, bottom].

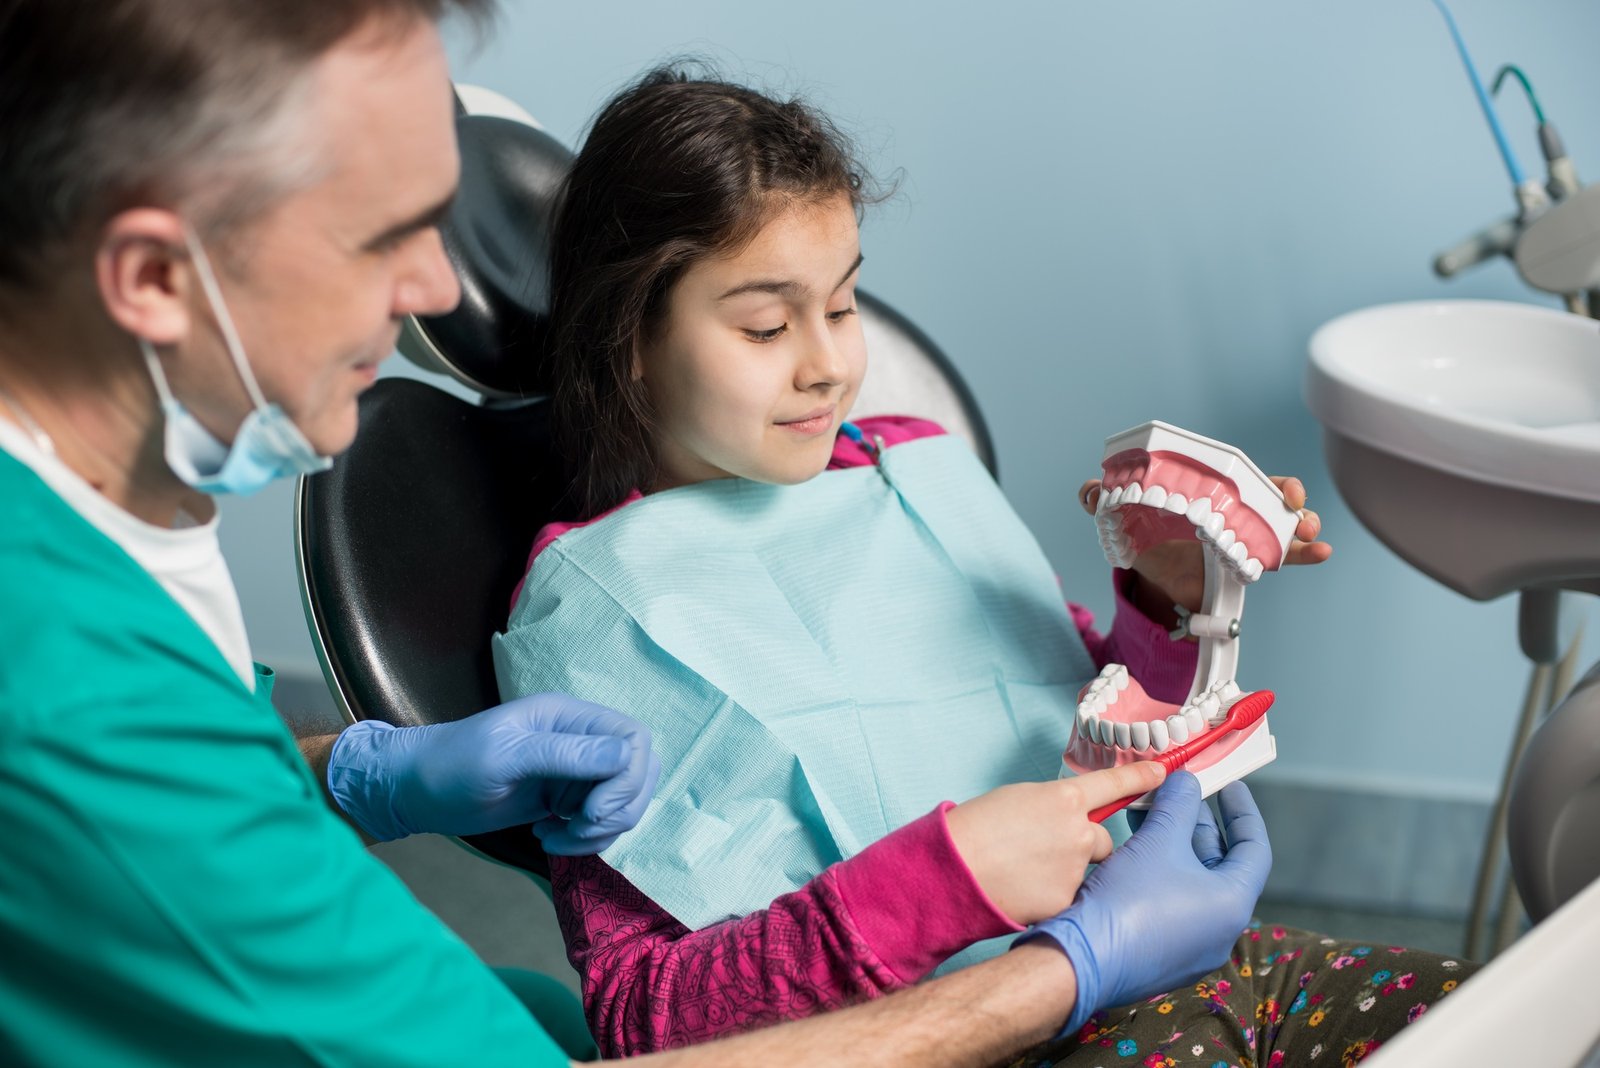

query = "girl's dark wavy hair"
[[548, 64, 881, 517]]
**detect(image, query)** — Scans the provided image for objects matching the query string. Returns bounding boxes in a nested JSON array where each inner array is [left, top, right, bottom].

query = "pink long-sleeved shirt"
[[523, 417, 1199, 1056]]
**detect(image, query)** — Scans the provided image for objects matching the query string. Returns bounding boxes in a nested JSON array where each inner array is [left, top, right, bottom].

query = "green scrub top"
[[0, 451, 571, 1067]]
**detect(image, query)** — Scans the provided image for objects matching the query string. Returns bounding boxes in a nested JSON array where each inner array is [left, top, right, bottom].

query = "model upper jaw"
[[1095, 448, 1289, 583]]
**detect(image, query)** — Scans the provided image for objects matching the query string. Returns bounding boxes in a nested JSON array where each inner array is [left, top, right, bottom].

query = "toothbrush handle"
[[1086, 791, 1150, 826], [1083, 745, 1206, 823], [1085, 690, 1276, 824]]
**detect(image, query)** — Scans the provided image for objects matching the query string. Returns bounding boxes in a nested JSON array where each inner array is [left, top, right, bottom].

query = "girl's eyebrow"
[[716, 252, 864, 302]]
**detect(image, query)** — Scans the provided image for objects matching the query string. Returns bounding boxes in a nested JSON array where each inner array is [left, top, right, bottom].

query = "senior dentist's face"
[[638, 193, 867, 491], [169, 15, 462, 458]]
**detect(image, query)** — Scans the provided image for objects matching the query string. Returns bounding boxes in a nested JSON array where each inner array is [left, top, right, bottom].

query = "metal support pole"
[[1466, 661, 1549, 959], [1487, 624, 1586, 954]]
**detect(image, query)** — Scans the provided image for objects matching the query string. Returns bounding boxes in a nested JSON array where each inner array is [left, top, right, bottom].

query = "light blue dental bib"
[[494, 434, 1113, 967]]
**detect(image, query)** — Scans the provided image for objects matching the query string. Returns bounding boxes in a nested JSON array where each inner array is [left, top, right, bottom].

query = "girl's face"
[[637, 193, 866, 491]]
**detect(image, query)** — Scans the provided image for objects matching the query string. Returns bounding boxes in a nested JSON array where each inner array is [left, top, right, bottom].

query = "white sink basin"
[[1306, 299, 1600, 600]]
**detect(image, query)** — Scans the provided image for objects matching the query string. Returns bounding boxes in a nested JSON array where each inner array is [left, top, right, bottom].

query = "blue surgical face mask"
[[139, 227, 332, 496]]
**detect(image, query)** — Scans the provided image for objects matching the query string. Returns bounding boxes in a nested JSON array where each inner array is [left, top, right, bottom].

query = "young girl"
[[493, 67, 1471, 1063]]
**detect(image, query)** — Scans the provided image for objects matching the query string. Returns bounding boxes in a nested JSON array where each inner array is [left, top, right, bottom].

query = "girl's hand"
[[943, 762, 1166, 926], [1076, 475, 1333, 617]]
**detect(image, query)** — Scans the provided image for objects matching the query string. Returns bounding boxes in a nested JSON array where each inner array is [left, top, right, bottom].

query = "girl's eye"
[[744, 324, 787, 343], [827, 305, 858, 324]]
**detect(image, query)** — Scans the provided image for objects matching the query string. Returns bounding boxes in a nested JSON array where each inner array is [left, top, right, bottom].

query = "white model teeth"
[[1095, 481, 1268, 585], [1088, 479, 1273, 588], [1148, 717, 1170, 752], [1075, 671, 1252, 756], [1129, 720, 1150, 750], [1099, 663, 1130, 690]]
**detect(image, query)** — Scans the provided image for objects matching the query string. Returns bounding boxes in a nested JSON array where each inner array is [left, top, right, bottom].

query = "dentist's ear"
[[94, 208, 193, 348]]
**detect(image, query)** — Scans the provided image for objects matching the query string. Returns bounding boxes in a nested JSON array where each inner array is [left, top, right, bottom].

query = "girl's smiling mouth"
[[775, 405, 836, 435]]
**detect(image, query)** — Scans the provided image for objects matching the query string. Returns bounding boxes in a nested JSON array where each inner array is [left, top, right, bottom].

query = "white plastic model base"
[[1062, 421, 1301, 804]]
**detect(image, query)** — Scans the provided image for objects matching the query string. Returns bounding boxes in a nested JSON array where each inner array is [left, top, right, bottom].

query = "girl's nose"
[[796, 329, 848, 390]]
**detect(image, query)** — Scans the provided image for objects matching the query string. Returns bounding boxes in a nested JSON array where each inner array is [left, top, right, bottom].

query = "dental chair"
[[294, 86, 996, 882]]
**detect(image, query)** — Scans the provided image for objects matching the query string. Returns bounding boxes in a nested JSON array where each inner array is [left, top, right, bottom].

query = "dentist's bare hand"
[[944, 761, 1167, 926], [1077, 475, 1332, 616]]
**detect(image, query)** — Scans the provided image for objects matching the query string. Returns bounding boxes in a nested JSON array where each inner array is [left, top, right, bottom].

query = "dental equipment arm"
[[1428, 11, 1600, 308], [1431, 0, 1547, 217], [1492, 63, 1580, 202], [1433, 216, 1520, 279], [326, 693, 661, 851], [1021, 773, 1272, 1038]]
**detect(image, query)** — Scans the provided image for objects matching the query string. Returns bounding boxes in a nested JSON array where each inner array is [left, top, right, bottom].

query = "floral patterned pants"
[[1015, 922, 1480, 1068]]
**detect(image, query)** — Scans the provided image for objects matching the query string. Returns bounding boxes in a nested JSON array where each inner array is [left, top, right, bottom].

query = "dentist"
[[0, 1, 1273, 1065]]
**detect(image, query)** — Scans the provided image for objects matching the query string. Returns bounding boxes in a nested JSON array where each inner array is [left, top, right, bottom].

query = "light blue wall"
[[225, 0, 1600, 801]]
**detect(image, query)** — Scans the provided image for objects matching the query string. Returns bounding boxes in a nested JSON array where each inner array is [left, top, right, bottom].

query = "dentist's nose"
[[393, 228, 461, 319]]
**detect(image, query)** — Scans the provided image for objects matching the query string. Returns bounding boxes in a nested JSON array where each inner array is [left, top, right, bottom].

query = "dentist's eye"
[[827, 306, 858, 324], [744, 324, 787, 343]]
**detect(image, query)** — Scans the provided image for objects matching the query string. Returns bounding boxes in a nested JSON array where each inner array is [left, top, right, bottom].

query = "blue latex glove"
[[326, 692, 661, 853], [1019, 772, 1271, 1037]]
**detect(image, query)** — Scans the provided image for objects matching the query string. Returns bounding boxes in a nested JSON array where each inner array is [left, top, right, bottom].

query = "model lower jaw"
[[1066, 664, 1261, 774]]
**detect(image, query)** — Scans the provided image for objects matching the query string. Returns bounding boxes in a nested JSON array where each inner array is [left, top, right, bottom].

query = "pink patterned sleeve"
[[1069, 570, 1198, 705], [549, 803, 1020, 1057]]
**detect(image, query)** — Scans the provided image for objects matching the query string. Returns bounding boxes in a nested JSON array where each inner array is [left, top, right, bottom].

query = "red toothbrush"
[[1087, 689, 1276, 823]]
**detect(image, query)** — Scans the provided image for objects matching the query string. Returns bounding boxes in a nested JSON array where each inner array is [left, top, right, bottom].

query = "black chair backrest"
[[402, 108, 571, 398], [297, 87, 996, 880], [297, 383, 562, 876]]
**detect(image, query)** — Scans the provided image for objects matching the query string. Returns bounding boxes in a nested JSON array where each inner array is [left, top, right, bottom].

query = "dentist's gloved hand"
[[327, 693, 660, 853], [1019, 772, 1271, 1037]]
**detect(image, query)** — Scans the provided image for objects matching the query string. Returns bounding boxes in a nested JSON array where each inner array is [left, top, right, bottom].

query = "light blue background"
[[224, 0, 1600, 802]]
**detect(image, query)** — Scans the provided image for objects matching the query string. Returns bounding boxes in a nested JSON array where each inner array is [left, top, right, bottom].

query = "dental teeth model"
[[1063, 421, 1302, 803]]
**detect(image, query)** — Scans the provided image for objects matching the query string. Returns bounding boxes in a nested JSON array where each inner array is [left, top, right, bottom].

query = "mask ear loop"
[[181, 226, 272, 413], [138, 338, 179, 408]]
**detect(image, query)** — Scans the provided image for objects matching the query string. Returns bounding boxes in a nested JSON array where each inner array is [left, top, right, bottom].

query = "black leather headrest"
[[408, 112, 573, 397]]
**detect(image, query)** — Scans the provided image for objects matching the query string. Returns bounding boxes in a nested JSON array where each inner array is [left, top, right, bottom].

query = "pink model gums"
[[1087, 689, 1276, 824], [1064, 421, 1300, 803]]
